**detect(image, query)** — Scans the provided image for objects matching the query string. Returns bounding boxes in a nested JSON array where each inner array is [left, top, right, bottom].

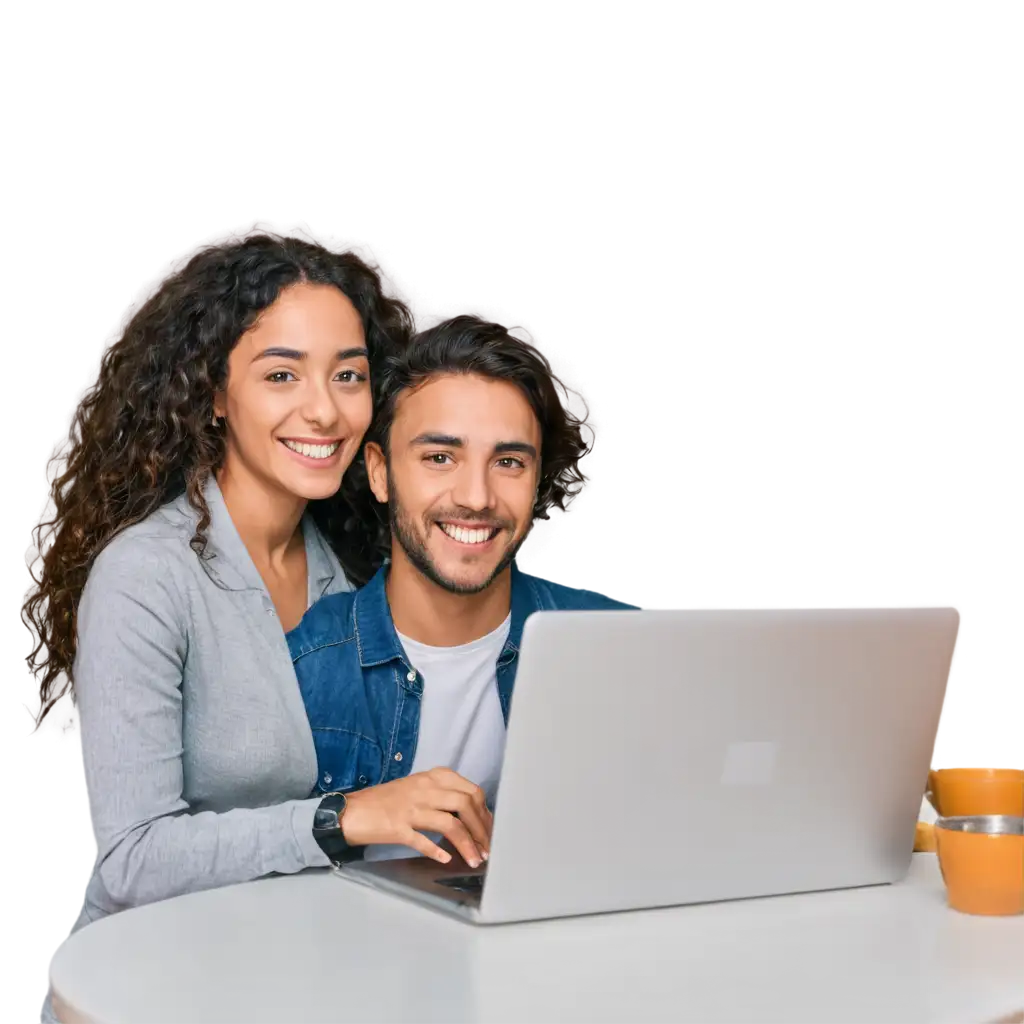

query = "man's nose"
[[450, 463, 497, 512]]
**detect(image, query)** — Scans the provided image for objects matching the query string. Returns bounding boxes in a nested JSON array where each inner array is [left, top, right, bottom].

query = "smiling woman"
[[21, 234, 412, 1022], [210, 281, 379, 631], [215, 288, 372, 517]]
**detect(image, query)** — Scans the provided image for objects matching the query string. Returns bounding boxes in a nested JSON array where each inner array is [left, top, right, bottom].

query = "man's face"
[[365, 373, 542, 594]]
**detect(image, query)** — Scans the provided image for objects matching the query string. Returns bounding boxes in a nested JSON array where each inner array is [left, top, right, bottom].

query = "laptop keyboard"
[[435, 873, 486, 894]]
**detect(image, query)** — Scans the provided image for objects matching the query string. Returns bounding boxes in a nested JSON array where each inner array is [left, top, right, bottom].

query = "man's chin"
[[427, 558, 507, 596]]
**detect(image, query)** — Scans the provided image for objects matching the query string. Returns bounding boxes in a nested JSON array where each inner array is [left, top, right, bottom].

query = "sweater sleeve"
[[75, 539, 329, 916]]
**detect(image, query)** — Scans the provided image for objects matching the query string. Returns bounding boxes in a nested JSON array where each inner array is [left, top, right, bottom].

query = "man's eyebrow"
[[494, 441, 538, 458], [407, 435, 538, 457], [410, 433, 464, 447], [251, 346, 368, 363]]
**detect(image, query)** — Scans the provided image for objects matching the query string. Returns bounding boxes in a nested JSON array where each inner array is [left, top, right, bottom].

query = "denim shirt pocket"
[[312, 728, 385, 793]]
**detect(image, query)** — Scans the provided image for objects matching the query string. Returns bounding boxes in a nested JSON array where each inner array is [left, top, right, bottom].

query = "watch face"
[[314, 808, 340, 831]]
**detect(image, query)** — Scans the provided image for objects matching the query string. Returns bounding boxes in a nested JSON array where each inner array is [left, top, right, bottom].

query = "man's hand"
[[341, 767, 492, 867]]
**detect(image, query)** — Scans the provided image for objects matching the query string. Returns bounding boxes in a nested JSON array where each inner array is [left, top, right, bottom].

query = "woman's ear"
[[212, 389, 227, 421], [364, 442, 389, 504]]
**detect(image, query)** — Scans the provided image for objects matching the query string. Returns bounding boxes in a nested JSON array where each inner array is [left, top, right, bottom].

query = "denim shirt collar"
[[174, 474, 340, 597], [352, 564, 406, 668], [502, 563, 537, 664], [353, 561, 537, 670]]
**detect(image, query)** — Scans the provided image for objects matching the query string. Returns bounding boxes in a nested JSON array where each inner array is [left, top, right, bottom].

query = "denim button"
[[358, 775, 368, 785], [394, 752, 403, 762], [323, 773, 332, 785], [406, 669, 416, 682]]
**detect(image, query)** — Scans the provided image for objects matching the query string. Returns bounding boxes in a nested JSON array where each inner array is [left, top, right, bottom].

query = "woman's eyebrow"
[[251, 346, 368, 363]]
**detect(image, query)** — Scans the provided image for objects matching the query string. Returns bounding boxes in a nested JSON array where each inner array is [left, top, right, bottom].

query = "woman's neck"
[[215, 459, 307, 571]]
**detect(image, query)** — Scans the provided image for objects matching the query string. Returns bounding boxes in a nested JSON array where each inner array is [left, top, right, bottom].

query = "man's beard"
[[387, 475, 530, 596]]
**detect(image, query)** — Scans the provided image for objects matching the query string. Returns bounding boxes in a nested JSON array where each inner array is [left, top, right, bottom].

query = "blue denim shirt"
[[286, 562, 634, 796]]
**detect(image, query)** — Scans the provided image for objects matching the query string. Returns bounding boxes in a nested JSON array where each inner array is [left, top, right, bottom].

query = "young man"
[[288, 315, 633, 870]]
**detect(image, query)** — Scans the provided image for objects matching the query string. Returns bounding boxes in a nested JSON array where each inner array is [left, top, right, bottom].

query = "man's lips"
[[435, 520, 504, 546]]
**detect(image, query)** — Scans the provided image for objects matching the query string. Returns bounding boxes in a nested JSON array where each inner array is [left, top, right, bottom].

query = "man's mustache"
[[426, 508, 515, 531]]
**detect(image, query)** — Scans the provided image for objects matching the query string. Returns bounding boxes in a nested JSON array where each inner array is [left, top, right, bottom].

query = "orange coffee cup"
[[934, 815, 1024, 916], [926, 768, 1024, 818]]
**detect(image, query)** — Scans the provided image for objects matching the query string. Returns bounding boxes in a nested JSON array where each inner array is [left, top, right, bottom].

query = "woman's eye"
[[335, 369, 366, 384], [266, 371, 296, 384]]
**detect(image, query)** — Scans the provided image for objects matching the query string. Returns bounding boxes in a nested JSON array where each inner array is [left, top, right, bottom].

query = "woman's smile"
[[279, 436, 345, 465]]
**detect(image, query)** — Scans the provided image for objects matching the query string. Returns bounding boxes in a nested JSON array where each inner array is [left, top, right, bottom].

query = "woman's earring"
[[212, 413, 220, 427]]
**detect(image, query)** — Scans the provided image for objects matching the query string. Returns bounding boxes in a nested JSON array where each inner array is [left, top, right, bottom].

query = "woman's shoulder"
[[74, 502, 199, 679], [86, 494, 197, 592]]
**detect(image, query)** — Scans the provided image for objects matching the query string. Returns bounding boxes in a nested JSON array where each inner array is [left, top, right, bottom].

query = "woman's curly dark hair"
[[23, 233, 413, 723], [363, 314, 592, 559]]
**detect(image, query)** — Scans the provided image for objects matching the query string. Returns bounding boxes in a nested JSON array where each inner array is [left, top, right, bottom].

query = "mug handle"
[[925, 768, 940, 814], [914, 821, 936, 853]]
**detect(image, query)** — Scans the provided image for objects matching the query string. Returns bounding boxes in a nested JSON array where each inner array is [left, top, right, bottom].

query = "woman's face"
[[214, 282, 372, 502]]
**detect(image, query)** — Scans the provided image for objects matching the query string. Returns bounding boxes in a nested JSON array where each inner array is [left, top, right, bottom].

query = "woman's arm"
[[75, 539, 328, 916]]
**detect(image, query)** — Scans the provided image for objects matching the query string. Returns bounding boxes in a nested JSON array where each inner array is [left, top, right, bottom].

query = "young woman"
[[23, 234, 412, 1020]]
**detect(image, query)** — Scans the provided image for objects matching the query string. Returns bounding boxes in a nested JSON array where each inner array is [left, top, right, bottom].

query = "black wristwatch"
[[312, 791, 361, 864]]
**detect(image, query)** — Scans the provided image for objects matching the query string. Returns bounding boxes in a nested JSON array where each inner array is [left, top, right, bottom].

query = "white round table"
[[50, 855, 1024, 1024]]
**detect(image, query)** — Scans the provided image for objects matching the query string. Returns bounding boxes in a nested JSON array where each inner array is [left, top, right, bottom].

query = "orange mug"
[[933, 815, 1024, 916], [925, 768, 1024, 818]]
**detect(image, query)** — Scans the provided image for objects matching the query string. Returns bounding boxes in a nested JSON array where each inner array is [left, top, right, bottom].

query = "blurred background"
[[2, 3, 1021, 1019]]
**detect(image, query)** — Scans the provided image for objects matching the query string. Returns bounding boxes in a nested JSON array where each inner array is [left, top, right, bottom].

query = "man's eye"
[[426, 453, 452, 465], [497, 457, 524, 469]]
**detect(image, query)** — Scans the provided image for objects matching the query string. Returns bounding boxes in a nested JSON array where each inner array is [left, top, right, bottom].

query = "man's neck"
[[386, 548, 512, 648]]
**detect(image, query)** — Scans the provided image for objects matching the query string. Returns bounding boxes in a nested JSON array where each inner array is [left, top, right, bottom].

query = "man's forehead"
[[393, 374, 540, 440]]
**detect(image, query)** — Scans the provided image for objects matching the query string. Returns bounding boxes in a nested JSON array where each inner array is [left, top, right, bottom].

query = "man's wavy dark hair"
[[363, 314, 592, 558]]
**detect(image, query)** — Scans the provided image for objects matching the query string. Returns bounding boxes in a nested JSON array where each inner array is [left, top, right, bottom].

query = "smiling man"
[[286, 315, 633, 869]]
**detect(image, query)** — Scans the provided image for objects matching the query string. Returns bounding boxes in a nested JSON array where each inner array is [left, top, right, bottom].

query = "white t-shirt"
[[362, 614, 510, 861]]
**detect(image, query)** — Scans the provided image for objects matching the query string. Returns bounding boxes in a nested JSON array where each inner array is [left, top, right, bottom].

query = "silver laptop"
[[334, 608, 959, 923]]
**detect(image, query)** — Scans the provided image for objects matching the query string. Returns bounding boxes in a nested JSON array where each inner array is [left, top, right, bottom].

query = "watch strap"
[[312, 791, 362, 865]]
